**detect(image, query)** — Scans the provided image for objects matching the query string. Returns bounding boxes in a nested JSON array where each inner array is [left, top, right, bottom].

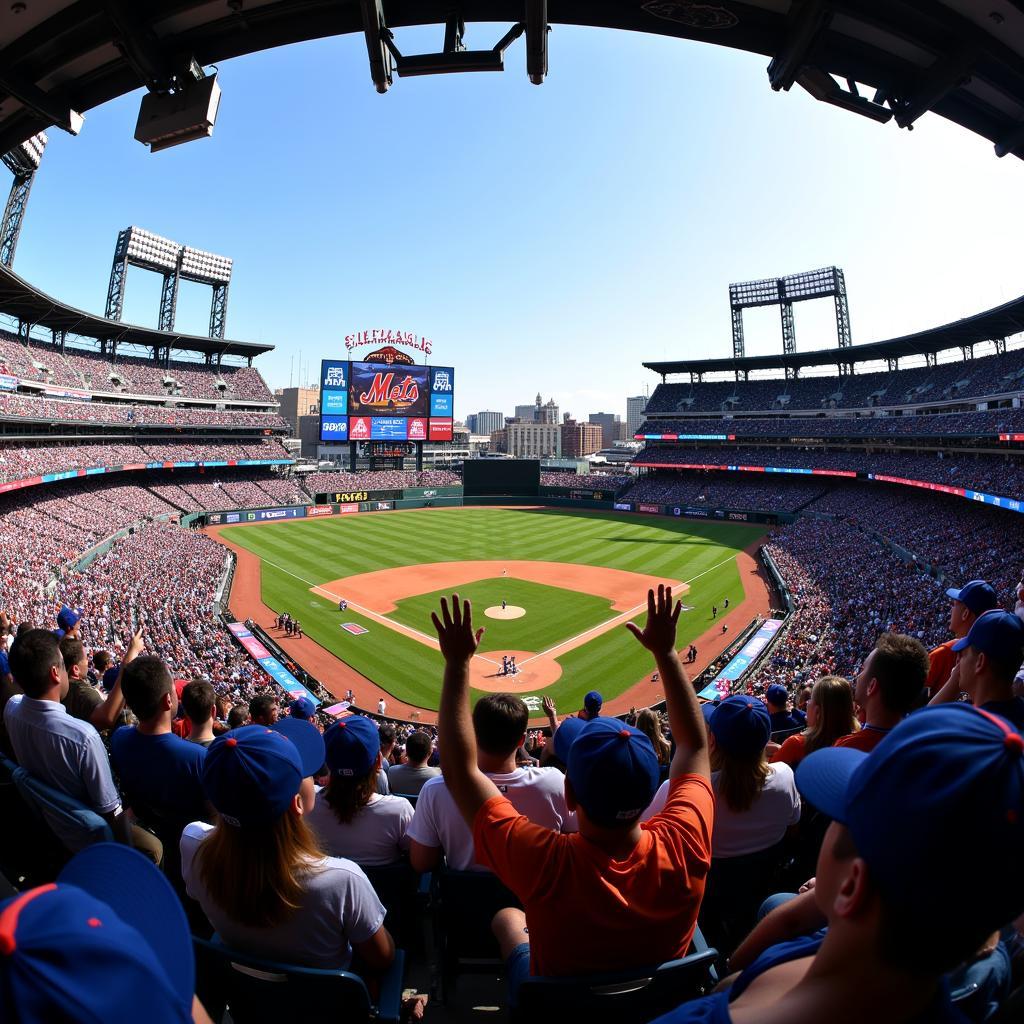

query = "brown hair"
[[711, 742, 770, 813], [472, 694, 528, 757], [182, 679, 216, 724], [58, 636, 86, 675], [197, 806, 325, 929], [324, 766, 377, 825], [196, 810, 325, 928], [870, 633, 929, 714], [636, 709, 671, 765], [804, 675, 857, 754]]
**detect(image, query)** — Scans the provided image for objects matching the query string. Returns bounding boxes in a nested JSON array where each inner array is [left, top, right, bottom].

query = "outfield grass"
[[220, 507, 761, 711]]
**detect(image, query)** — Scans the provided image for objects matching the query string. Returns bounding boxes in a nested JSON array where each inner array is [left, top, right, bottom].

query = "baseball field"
[[212, 506, 770, 719]]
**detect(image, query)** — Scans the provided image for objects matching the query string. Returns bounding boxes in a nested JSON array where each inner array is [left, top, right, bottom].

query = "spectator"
[[110, 656, 212, 868], [307, 716, 413, 866], [180, 726, 394, 973], [579, 690, 602, 720], [0, 843, 212, 1023], [635, 707, 672, 766], [837, 633, 929, 753], [770, 676, 857, 769], [764, 684, 801, 733], [655, 705, 1024, 1023], [791, 684, 812, 725], [226, 704, 250, 729], [927, 579, 1000, 693], [930, 610, 1024, 727], [59, 632, 132, 732], [3, 629, 160, 860], [249, 693, 279, 726], [387, 729, 440, 796], [433, 587, 713, 996], [289, 696, 317, 721], [408, 691, 577, 874], [181, 679, 217, 748]]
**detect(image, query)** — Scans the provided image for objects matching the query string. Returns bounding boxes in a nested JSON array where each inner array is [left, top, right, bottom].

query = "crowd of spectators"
[[643, 345, 1024, 413], [539, 471, 631, 489], [304, 469, 460, 493], [0, 438, 292, 484], [0, 329, 275, 401], [620, 473, 828, 512], [637, 407, 1024, 439], [631, 444, 1024, 497], [0, 390, 287, 428]]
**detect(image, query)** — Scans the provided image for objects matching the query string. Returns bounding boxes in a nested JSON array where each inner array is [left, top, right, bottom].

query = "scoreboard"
[[319, 359, 455, 443]]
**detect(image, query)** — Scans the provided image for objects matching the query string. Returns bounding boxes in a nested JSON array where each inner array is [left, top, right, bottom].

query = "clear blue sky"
[[10, 25, 1024, 421]]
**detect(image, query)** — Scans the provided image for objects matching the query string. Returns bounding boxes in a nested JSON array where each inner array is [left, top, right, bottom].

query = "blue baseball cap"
[[567, 717, 659, 826], [271, 716, 327, 777], [952, 609, 1024, 664], [0, 844, 193, 1022], [796, 704, 1024, 955], [290, 696, 317, 720], [946, 579, 1000, 616], [584, 690, 603, 715], [324, 715, 380, 777], [56, 606, 82, 633], [203, 725, 303, 827], [101, 665, 121, 692], [705, 694, 771, 758], [552, 715, 586, 763], [765, 684, 789, 706]]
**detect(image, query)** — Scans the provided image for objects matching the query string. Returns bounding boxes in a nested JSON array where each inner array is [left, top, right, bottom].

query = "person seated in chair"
[[306, 715, 413, 867], [387, 729, 440, 796], [180, 725, 394, 974]]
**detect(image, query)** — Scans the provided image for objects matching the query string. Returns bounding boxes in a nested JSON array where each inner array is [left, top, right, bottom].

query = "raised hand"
[[124, 627, 145, 663], [431, 594, 484, 663], [626, 585, 682, 657], [542, 696, 557, 719]]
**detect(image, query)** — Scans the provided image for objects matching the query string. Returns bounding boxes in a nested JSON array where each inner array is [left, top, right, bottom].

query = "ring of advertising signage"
[[319, 357, 455, 443]]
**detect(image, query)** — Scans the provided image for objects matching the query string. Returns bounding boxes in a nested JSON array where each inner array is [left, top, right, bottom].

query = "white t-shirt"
[[180, 822, 385, 969], [643, 763, 800, 858], [306, 793, 414, 866], [407, 766, 577, 871]]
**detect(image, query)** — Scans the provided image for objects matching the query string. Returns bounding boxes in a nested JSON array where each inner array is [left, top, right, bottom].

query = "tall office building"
[[626, 395, 647, 438], [465, 413, 479, 434], [514, 403, 537, 422], [507, 421, 562, 458], [476, 410, 505, 436], [562, 420, 604, 458], [277, 387, 320, 435], [588, 412, 621, 448]]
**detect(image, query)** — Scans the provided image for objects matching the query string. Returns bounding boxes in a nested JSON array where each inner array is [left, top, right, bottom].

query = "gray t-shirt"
[[180, 821, 385, 969], [387, 762, 440, 797]]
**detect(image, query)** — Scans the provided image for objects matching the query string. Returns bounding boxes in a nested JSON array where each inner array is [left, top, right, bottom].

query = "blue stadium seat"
[[510, 940, 719, 1023], [0, 754, 67, 884], [9, 761, 113, 853], [193, 936, 405, 1024]]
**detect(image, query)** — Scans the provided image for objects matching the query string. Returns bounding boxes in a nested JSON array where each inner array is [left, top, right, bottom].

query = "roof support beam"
[[0, 73, 82, 135], [891, 45, 979, 129], [102, 0, 176, 91], [768, 0, 832, 93]]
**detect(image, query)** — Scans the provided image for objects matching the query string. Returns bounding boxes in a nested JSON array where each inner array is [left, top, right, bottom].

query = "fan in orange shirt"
[[926, 579, 999, 694], [431, 586, 713, 1004]]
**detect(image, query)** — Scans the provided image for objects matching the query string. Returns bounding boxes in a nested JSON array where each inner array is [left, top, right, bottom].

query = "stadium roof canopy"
[[4, 2, 1024, 159], [0, 262, 272, 359], [643, 291, 1024, 377]]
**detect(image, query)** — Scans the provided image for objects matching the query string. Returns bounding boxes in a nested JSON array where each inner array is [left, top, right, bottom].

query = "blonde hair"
[[636, 709, 671, 765], [804, 675, 857, 755], [711, 742, 770, 813], [196, 810, 325, 928]]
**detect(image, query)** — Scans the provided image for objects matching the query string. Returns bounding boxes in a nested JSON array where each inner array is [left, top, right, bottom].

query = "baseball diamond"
[[209, 505, 771, 720]]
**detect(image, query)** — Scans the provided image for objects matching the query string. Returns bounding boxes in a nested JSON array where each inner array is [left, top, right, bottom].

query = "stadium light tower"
[[728, 266, 852, 375], [105, 226, 233, 338], [0, 132, 46, 267]]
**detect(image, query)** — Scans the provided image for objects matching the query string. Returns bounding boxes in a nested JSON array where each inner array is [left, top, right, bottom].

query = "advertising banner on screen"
[[373, 501, 394, 511], [428, 418, 453, 441], [338, 503, 360, 514], [0, 374, 17, 390], [307, 505, 335, 517], [322, 390, 348, 415], [228, 623, 319, 705], [638, 503, 661, 514], [430, 366, 455, 416], [614, 502, 633, 511], [407, 417, 428, 441], [320, 415, 349, 441], [349, 416, 372, 441], [697, 619, 784, 700], [321, 361, 350, 390], [349, 362, 429, 417], [371, 417, 408, 440], [241, 507, 306, 522]]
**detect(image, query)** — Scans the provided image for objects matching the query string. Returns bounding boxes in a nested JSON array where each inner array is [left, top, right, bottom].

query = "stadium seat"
[[769, 726, 803, 744], [510, 940, 719, 1023], [361, 861, 419, 949], [192, 937, 405, 1024], [9, 761, 113, 855], [431, 866, 522, 1001], [0, 754, 67, 885]]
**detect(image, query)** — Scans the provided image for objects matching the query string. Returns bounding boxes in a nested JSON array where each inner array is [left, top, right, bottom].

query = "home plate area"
[[484, 605, 526, 619]]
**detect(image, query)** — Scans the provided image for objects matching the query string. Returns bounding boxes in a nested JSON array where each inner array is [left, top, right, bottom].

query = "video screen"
[[348, 363, 429, 418]]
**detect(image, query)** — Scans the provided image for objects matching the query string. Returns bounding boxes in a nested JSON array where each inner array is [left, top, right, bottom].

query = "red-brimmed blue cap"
[[567, 717, 659, 826], [203, 724, 303, 827], [324, 715, 380, 777], [796, 704, 1024, 955], [0, 845, 193, 1021], [552, 715, 586, 763]]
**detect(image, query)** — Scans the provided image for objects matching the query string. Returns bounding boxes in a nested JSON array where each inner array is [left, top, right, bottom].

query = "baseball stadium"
[[2, 4, 1024, 1024]]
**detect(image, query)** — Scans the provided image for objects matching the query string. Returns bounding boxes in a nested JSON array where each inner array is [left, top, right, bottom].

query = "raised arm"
[[626, 585, 709, 780], [432, 595, 501, 828], [89, 627, 143, 733], [928, 657, 962, 706]]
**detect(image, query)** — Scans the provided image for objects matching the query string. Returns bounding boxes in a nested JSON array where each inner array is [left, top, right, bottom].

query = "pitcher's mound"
[[485, 605, 525, 619]]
